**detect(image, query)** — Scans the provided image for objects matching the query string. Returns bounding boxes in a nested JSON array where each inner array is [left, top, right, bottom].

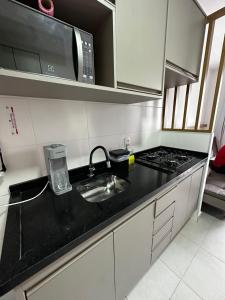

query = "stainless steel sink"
[[76, 173, 129, 203]]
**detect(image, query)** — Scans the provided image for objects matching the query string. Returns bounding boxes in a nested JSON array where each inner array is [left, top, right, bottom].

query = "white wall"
[[0, 96, 163, 196], [161, 131, 213, 153]]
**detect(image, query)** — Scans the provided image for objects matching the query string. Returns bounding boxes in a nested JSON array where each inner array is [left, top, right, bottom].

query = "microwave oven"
[[0, 0, 95, 84]]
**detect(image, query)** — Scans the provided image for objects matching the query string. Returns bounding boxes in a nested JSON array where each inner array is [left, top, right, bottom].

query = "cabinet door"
[[116, 0, 168, 93], [172, 176, 192, 238], [0, 211, 8, 259], [26, 234, 115, 300], [187, 167, 204, 219], [166, 0, 205, 76], [114, 203, 154, 300], [0, 195, 9, 259]]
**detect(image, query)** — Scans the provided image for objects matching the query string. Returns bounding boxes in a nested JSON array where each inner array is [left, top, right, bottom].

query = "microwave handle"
[[74, 28, 84, 82]]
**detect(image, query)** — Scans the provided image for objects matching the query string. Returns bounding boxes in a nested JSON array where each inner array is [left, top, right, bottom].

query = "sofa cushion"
[[205, 183, 225, 201], [207, 171, 225, 189]]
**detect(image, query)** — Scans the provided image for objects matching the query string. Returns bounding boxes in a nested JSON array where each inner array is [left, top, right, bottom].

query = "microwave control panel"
[[80, 31, 95, 85]]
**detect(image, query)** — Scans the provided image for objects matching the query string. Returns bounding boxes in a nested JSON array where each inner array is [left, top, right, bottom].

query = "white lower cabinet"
[[187, 167, 204, 219], [172, 176, 192, 238], [22, 165, 205, 300], [0, 211, 7, 259], [26, 234, 115, 300], [172, 166, 204, 238], [114, 203, 154, 300], [0, 195, 9, 260]]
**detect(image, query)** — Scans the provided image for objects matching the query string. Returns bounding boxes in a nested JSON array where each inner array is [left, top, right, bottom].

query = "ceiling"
[[197, 0, 225, 15]]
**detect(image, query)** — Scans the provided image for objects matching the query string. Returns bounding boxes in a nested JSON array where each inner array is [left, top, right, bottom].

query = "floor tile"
[[171, 281, 202, 300], [180, 213, 214, 245], [202, 219, 225, 263], [183, 249, 225, 300], [127, 260, 180, 300], [160, 233, 199, 277]]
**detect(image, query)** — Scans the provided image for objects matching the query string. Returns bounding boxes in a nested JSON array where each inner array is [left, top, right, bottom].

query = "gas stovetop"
[[136, 147, 195, 174]]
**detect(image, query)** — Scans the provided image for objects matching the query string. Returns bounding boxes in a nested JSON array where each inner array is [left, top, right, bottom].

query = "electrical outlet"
[[124, 137, 131, 148]]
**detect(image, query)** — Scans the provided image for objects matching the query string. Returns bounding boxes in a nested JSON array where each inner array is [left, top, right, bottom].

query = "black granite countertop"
[[0, 146, 208, 296]]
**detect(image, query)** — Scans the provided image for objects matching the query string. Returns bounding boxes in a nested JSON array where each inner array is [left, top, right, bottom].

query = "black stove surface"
[[136, 147, 195, 174]]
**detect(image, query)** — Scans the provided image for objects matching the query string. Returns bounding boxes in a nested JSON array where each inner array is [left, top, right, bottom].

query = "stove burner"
[[175, 155, 188, 161], [136, 148, 195, 174], [157, 150, 168, 157], [165, 160, 178, 167], [146, 154, 158, 160]]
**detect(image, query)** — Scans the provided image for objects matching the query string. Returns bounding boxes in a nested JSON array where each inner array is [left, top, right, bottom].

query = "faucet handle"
[[88, 166, 95, 178]]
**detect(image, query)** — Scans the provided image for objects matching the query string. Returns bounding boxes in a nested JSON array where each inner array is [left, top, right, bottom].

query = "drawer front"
[[153, 202, 175, 234], [151, 232, 172, 264], [155, 186, 177, 217], [152, 217, 173, 250]]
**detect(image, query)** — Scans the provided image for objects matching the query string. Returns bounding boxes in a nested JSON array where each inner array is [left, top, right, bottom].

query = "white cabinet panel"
[[172, 176, 192, 238], [166, 0, 205, 76], [0, 210, 8, 259], [26, 234, 115, 300], [187, 167, 204, 219], [116, 0, 167, 93], [114, 203, 154, 300]]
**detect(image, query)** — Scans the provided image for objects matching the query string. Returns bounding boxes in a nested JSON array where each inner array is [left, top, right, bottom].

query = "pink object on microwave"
[[38, 0, 54, 17]]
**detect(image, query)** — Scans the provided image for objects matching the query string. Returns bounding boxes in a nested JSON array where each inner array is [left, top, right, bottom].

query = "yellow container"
[[128, 154, 135, 165]]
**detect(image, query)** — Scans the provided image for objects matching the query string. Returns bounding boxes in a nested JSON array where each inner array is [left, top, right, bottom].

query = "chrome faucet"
[[89, 146, 111, 177]]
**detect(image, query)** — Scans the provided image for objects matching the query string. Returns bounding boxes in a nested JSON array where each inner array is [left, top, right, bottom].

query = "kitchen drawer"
[[155, 185, 177, 217], [151, 231, 172, 264], [152, 217, 173, 250], [153, 202, 175, 234]]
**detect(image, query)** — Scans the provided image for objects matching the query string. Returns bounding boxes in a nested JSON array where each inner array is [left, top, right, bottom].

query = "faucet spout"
[[89, 146, 111, 177]]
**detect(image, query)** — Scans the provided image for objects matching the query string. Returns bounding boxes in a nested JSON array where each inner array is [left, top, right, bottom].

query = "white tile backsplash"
[[86, 102, 126, 137], [0, 96, 163, 196], [2, 145, 40, 171], [29, 99, 88, 143]]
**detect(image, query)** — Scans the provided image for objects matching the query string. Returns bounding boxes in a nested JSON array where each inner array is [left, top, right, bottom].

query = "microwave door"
[[74, 28, 84, 83]]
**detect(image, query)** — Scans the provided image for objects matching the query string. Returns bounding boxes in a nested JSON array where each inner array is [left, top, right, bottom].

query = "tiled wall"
[[0, 96, 163, 191]]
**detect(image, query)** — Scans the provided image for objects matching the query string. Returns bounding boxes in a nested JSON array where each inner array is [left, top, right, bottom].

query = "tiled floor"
[[126, 212, 225, 300]]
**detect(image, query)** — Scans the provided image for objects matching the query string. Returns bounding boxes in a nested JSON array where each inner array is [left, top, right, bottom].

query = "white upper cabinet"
[[166, 0, 206, 77], [115, 0, 168, 95]]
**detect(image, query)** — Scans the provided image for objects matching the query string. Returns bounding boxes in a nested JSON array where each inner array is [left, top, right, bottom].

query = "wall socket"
[[124, 137, 131, 149]]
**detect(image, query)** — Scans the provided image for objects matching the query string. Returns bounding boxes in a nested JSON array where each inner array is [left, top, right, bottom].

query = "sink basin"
[[76, 173, 129, 203]]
